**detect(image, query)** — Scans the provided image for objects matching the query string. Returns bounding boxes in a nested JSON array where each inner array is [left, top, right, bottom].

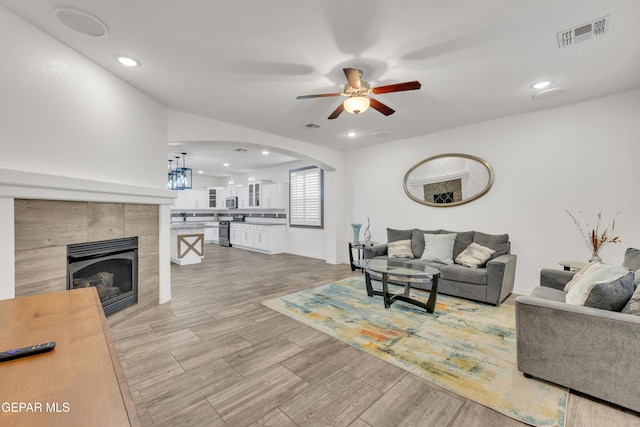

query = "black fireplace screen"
[[67, 237, 138, 316]]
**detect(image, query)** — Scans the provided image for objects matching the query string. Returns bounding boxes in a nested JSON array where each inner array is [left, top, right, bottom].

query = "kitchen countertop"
[[237, 222, 286, 226], [170, 222, 215, 230]]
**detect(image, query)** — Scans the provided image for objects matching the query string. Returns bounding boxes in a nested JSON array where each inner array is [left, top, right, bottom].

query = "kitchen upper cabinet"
[[248, 180, 271, 208], [171, 190, 207, 210], [207, 188, 218, 209], [262, 183, 288, 209], [171, 191, 187, 209], [185, 190, 208, 209], [237, 186, 249, 209], [226, 184, 238, 197]]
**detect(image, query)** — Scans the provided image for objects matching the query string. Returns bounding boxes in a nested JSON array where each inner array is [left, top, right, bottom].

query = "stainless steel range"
[[218, 214, 244, 247]]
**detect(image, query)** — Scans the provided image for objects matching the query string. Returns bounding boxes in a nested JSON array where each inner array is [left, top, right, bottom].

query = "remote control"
[[0, 342, 56, 362]]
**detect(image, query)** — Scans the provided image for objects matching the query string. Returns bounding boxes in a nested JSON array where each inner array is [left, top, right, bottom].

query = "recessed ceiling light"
[[372, 131, 391, 137], [346, 131, 358, 137], [261, 150, 270, 155], [115, 55, 139, 67], [197, 170, 204, 174], [532, 87, 567, 100], [531, 80, 552, 89], [223, 163, 230, 167]]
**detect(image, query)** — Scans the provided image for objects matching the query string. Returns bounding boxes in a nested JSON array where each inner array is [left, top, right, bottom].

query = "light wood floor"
[[112, 244, 640, 426]]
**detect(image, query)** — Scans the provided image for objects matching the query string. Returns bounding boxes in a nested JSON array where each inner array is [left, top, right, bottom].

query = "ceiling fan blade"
[[343, 68, 362, 89], [327, 103, 345, 120], [296, 92, 342, 99], [372, 81, 422, 94], [369, 98, 395, 116]]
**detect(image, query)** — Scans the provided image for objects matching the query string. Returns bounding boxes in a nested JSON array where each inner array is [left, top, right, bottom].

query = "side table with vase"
[[349, 241, 377, 271]]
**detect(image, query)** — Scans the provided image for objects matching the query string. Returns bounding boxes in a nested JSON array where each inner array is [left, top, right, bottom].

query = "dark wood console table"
[[0, 288, 139, 427]]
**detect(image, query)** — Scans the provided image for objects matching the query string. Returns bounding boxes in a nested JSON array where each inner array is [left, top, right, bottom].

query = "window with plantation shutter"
[[289, 166, 323, 228]]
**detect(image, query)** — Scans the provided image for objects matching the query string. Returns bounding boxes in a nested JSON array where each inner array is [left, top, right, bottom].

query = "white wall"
[[0, 6, 167, 189], [345, 89, 640, 295]]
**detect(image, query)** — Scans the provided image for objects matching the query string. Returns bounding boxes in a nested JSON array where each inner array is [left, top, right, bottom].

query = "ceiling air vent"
[[304, 123, 321, 129], [234, 148, 248, 152], [557, 15, 610, 48]]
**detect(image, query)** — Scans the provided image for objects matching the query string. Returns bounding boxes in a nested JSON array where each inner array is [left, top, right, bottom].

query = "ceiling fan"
[[296, 68, 421, 119]]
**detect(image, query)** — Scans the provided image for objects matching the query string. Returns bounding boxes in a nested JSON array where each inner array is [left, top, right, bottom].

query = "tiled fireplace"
[[14, 199, 160, 326]]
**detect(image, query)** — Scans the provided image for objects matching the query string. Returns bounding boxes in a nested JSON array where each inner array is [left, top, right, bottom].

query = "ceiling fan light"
[[343, 96, 370, 115]]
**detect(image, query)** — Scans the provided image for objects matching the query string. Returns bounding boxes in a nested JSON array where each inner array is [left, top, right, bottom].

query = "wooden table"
[[0, 288, 139, 427]]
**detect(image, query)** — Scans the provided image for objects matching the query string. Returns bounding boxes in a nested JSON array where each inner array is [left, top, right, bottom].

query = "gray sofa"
[[363, 228, 517, 305], [515, 248, 640, 412]]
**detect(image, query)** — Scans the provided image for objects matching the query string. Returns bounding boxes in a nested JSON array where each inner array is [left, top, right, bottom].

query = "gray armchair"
[[515, 250, 640, 412]]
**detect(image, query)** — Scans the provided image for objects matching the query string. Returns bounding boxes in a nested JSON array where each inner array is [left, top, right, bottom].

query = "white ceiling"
[[2, 0, 640, 177]]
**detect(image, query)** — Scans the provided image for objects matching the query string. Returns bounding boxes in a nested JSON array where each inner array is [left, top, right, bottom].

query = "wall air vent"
[[557, 15, 610, 48]]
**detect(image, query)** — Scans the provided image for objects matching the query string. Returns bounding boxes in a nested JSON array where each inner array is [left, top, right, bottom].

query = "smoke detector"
[[557, 15, 610, 48]]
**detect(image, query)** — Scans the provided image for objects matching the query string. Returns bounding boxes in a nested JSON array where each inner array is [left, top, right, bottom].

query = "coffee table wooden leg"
[[364, 271, 374, 297], [382, 273, 391, 309], [425, 274, 439, 313]]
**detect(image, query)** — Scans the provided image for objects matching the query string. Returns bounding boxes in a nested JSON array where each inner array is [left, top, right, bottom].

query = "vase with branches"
[[566, 209, 621, 262]]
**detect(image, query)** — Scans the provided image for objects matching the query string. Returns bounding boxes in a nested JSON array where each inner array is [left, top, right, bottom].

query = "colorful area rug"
[[263, 276, 567, 427]]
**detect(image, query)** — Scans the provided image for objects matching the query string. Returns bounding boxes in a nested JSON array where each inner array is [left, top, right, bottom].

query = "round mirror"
[[403, 153, 494, 207]]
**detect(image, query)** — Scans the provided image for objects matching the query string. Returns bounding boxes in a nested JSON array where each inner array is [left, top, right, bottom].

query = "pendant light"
[[167, 153, 192, 190], [167, 159, 177, 190]]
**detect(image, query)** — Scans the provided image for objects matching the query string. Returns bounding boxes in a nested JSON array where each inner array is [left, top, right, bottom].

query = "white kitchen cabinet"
[[171, 190, 208, 210], [171, 191, 187, 209], [216, 188, 228, 209], [226, 184, 238, 197], [253, 226, 269, 251], [237, 186, 249, 209], [240, 224, 254, 247], [230, 223, 241, 245], [204, 222, 219, 243], [230, 223, 285, 254], [207, 188, 218, 209], [262, 183, 288, 209], [247, 180, 272, 208], [185, 190, 208, 209]]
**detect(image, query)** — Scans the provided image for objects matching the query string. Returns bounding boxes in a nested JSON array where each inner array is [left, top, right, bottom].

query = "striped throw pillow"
[[455, 242, 495, 268], [388, 239, 414, 258]]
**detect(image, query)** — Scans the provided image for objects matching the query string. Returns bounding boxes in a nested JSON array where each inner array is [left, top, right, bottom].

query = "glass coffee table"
[[353, 259, 440, 313]]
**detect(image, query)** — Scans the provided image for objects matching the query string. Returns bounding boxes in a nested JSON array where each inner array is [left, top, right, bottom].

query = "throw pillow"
[[387, 228, 413, 243], [420, 233, 457, 265], [410, 229, 442, 259], [622, 282, 640, 315], [565, 265, 634, 311], [455, 242, 496, 268], [387, 239, 414, 258], [472, 232, 509, 263], [563, 261, 605, 292], [623, 247, 640, 272]]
